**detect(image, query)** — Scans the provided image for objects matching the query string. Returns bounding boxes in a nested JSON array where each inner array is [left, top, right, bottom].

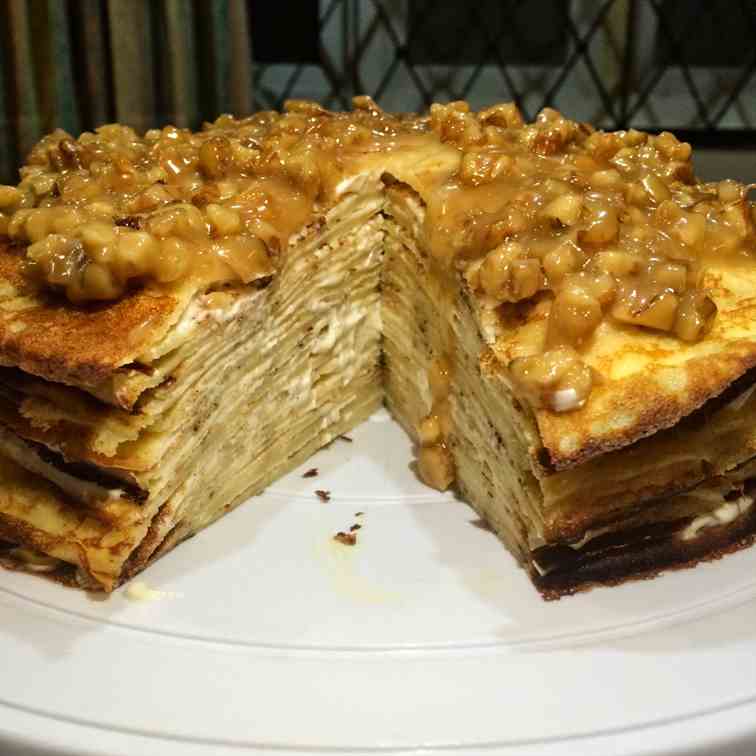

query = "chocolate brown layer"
[[0, 540, 79, 586], [533, 500, 756, 600], [32, 441, 148, 503]]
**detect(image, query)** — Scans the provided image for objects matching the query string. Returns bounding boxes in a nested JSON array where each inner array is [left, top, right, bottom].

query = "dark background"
[[1, 0, 755, 182]]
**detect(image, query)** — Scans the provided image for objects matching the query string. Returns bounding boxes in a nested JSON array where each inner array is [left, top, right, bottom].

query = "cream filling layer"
[[681, 494, 754, 541]]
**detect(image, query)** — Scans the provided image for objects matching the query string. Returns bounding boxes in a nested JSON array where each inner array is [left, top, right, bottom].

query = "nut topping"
[[0, 99, 741, 416]]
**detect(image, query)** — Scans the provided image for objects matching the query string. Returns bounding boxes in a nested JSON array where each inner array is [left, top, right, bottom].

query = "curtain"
[[0, 0, 254, 182]]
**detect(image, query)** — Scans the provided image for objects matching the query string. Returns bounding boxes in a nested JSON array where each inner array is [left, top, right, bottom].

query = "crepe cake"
[[0, 98, 755, 598]]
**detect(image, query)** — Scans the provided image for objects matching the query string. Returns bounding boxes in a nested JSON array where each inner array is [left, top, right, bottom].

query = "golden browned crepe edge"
[[0, 243, 189, 400], [481, 338, 756, 472], [538, 344, 756, 470], [0, 457, 141, 592]]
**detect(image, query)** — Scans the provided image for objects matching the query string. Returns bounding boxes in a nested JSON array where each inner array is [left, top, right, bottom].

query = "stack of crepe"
[[0, 100, 754, 598]]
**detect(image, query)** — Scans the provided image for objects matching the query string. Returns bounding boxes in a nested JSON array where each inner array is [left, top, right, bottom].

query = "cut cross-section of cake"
[[0, 97, 755, 598]]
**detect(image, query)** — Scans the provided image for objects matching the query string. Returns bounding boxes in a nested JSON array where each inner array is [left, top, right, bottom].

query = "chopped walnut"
[[0, 104, 412, 301], [510, 346, 594, 413], [333, 531, 357, 546]]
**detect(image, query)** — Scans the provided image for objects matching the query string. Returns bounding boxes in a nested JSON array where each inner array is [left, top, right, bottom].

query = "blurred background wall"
[[1, 0, 755, 182]]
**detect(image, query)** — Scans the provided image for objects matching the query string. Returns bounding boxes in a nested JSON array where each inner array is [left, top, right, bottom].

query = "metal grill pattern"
[[253, 0, 756, 141]]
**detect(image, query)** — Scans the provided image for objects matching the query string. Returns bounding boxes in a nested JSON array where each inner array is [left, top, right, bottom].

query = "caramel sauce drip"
[[417, 356, 455, 491]]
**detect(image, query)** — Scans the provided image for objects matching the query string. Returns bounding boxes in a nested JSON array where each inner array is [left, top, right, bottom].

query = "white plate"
[[1, 407, 756, 756]]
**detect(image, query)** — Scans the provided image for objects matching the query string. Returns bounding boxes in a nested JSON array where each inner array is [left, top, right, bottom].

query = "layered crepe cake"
[[0, 98, 755, 598]]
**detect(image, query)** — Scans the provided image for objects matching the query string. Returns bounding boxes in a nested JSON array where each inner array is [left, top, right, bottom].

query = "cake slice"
[[382, 185, 756, 598], [0, 190, 388, 588], [0, 99, 755, 597]]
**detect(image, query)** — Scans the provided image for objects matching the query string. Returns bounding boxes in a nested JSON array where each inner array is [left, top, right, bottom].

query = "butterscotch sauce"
[[417, 239, 460, 491], [0, 97, 424, 302], [418, 355, 455, 491], [419, 102, 755, 413], [1, 96, 754, 426]]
